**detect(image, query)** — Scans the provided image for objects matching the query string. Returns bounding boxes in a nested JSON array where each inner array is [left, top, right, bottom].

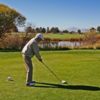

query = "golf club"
[[41, 61, 67, 84]]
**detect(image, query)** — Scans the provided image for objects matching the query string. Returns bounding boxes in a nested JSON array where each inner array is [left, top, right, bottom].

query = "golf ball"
[[7, 76, 13, 81], [61, 80, 67, 84]]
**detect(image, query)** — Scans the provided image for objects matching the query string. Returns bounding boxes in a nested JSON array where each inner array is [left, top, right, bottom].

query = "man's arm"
[[32, 43, 42, 62]]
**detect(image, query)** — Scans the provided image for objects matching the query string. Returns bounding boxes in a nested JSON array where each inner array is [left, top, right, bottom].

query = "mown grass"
[[15, 32, 84, 39], [0, 50, 100, 100], [44, 33, 84, 39]]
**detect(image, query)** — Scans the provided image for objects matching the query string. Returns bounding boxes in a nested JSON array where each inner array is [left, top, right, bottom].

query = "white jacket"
[[22, 38, 41, 59]]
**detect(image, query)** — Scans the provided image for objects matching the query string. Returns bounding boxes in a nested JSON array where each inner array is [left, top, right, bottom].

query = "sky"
[[0, 0, 100, 31]]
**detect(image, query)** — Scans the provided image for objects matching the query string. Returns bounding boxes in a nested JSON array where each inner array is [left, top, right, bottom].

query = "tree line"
[[25, 26, 100, 34], [0, 4, 100, 38], [25, 26, 69, 34]]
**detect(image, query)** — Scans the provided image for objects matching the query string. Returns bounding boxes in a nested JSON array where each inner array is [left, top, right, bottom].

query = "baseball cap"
[[35, 33, 44, 40]]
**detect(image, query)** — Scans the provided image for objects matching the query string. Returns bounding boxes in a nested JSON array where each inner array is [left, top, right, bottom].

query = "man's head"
[[35, 33, 44, 42]]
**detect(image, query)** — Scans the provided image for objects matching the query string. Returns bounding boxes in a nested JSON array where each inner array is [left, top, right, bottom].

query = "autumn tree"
[[84, 27, 97, 45], [0, 4, 26, 38]]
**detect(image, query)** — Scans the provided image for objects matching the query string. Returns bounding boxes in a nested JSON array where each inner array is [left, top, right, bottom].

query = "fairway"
[[44, 33, 83, 39], [0, 50, 100, 100]]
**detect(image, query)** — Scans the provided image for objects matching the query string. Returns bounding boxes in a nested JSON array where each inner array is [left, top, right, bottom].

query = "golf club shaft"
[[42, 62, 61, 82]]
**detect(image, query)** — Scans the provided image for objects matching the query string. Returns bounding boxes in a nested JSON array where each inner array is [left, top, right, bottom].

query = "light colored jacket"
[[22, 38, 41, 59]]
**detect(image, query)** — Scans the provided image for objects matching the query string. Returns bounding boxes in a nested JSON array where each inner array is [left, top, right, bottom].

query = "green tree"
[[47, 27, 50, 33], [97, 26, 100, 33], [35, 27, 40, 33], [0, 4, 26, 37], [77, 29, 82, 34], [50, 27, 60, 33], [62, 29, 69, 33], [41, 28, 46, 33]]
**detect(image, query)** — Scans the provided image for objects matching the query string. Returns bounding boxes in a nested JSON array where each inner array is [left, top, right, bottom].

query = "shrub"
[[0, 34, 23, 50]]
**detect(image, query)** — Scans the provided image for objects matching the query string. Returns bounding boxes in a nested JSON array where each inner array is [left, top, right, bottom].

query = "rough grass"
[[0, 50, 100, 100]]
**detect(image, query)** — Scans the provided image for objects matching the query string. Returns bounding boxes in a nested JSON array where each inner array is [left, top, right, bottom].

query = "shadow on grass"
[[32, 82, 100, 91]]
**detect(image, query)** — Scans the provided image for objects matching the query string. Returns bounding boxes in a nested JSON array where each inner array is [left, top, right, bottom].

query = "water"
[[40, 41, 81, 48], [58, 41, 81, 47]]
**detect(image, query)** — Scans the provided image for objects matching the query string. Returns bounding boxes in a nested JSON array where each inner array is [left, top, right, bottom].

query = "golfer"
[[22, 33, 44, 86]]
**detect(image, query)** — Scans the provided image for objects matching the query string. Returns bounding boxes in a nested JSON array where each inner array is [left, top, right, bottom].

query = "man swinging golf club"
[[22, 33, 44, 86]]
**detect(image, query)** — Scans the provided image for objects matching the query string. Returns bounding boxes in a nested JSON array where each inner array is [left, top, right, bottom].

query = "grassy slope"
[[0, 50, 100, 100]]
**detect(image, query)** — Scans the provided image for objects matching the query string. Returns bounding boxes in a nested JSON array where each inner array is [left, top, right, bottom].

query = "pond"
[[40, 41, 82, 48], [58, 41, 81, 47]]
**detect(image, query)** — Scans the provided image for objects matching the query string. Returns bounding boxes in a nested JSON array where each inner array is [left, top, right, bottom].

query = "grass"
[[44, 33, 84, 39], [0, 50, 100, 100], [14, 32, 84, 39]]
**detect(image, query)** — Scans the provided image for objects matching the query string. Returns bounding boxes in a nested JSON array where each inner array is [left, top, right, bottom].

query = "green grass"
[[0, 50, 100, 100], [44, 33, 84, 39], [19, 33, 84, 39]]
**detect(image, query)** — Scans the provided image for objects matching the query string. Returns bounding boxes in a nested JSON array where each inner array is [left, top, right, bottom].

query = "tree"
[[6, 25, 18, 33], [84, 27, 97, 46], [47, 27, 50, 33], [0, 4, 26, 38], [62, 30, 69, 33], [41, 28, 46, 33], [97, 26, 100, 33], [50, 27, 60, 33], [25, 26, 33, 36], [77, 29, 81, 34], [35, 27, 40, 33], [90, 27, 96, 33]]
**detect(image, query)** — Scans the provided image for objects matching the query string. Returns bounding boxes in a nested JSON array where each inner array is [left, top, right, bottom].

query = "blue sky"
[[0, 0, 100, 30]]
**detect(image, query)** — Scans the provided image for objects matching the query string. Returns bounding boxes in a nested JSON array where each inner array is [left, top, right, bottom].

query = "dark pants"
[[22, 54, 33, 83]]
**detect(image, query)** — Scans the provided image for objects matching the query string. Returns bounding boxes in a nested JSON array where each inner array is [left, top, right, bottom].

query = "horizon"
[[0, 0, 100, 31]]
